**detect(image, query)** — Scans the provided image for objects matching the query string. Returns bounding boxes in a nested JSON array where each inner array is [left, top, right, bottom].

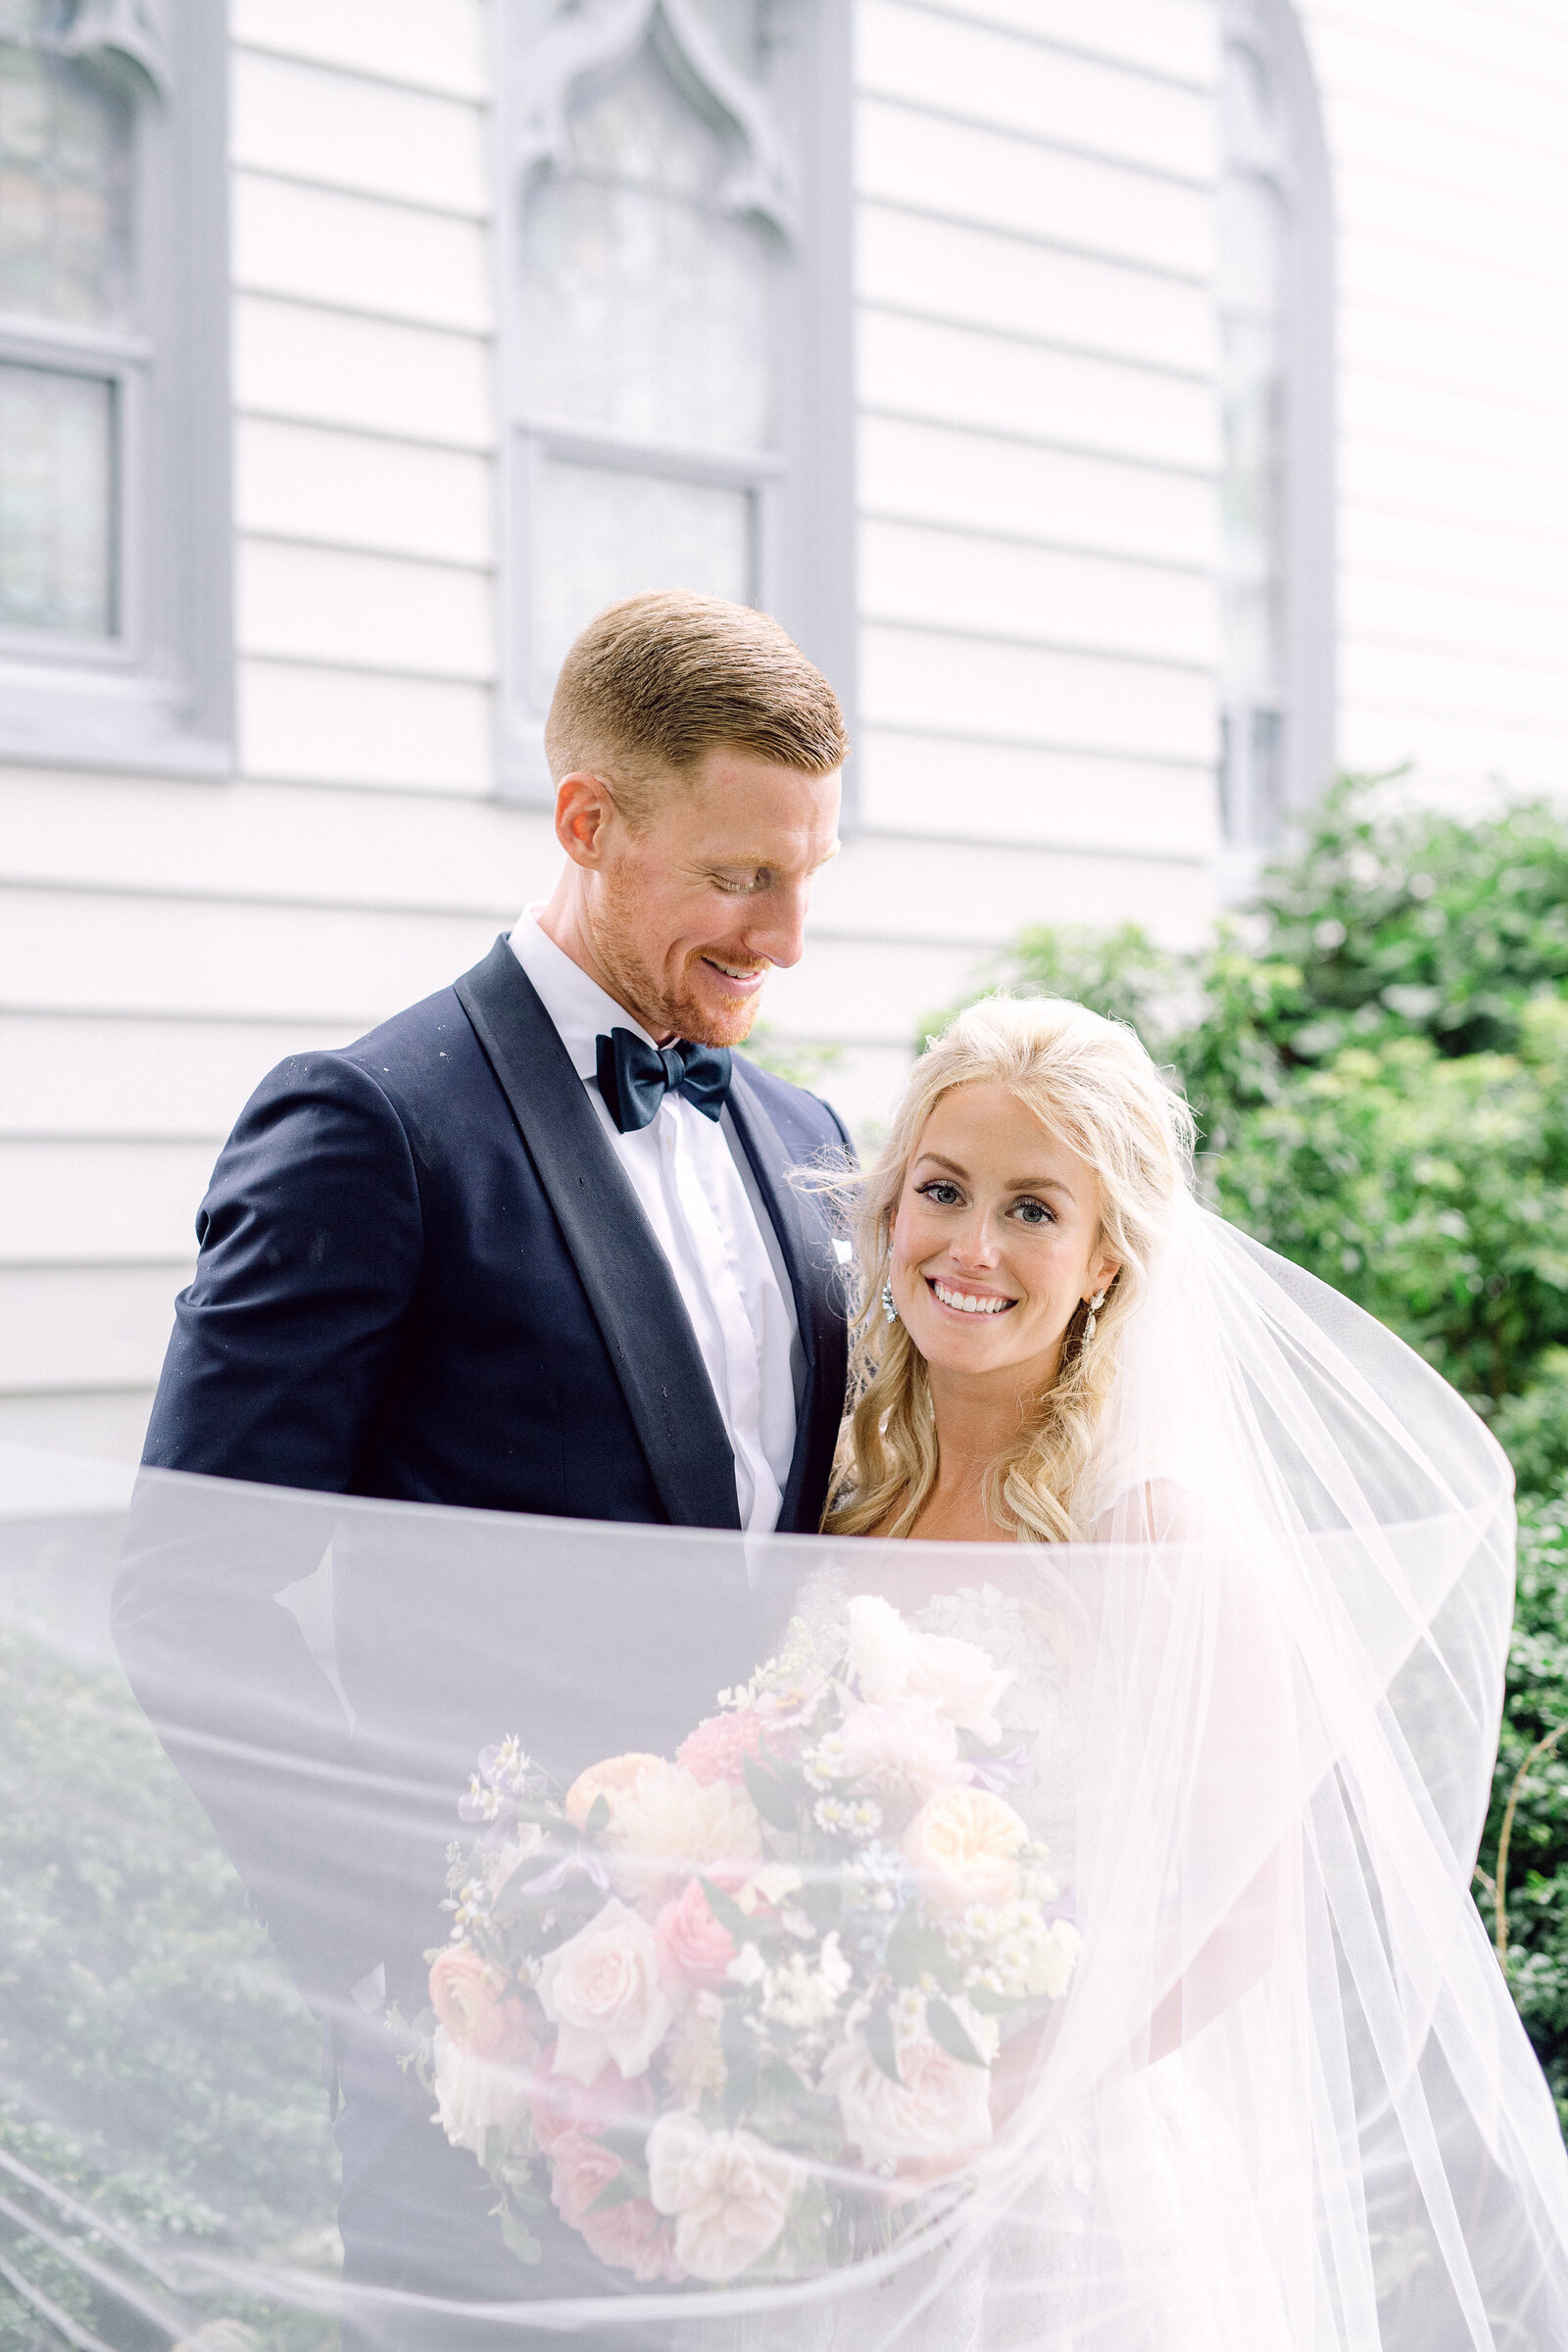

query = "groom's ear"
[[554, 770, 621, 866]]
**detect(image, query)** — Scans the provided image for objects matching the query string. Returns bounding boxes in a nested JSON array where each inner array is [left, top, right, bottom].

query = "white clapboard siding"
[[231, 45, 488, 214], [234, 172, 493, 334], [0, 1012, 360, 1139], [809, 833, 1212, 948], [856, 733, 1217, 858], [228, 0, 488, 97], [1299, 0, 1568, 792], [861, 627, 1215, 761], [233, 294, 494, 447], [0, 889, 505, 1027], [860, 520, 1216, 669], [857, 1, 1214, 178], [238, 542, 493, 680], [239, 664, 495, 792], [0, 1266, 189, 1395], [857, 100, 1210, 281], [930, 0, 1216, 87], [859, 416, 1217, 570], [237, 419, 494, 566], [857, 207, 1215, 374], [0, 1142, 216, 1265]]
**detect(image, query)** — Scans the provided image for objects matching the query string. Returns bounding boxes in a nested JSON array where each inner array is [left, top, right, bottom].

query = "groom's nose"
[[738, 876, 812, 969]]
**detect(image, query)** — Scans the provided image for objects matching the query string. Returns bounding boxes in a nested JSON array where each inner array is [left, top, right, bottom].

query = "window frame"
[[493, 0, 857, 806], [1217, 0, 1336, 854], [0, 0, 232, 776]]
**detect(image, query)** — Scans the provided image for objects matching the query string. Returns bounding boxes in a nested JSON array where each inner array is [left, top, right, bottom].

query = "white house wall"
[[1297, 0, 1568, 797]]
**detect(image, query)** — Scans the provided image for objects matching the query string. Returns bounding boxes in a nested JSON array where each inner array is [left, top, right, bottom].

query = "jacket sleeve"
[[143, 1054, 424, 1492]]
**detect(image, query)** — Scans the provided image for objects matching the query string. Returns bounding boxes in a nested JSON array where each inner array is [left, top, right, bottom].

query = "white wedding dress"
[[736, 1574, 1298, 2352]]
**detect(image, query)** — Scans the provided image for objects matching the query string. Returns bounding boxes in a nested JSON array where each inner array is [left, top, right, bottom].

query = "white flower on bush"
[[603, 1761, 762, 1906], [430, 2026, 535, 2156], [846, 1595, 1013, 1741], [646, 2111, 802, 2280], [536, 1896, 673, 2084], [824, 1998, 997, 2169]]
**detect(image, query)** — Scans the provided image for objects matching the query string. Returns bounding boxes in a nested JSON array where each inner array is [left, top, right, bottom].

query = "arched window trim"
[[1219, 0, 1336, 852], [0, 0, 232, 777], [494, 0, 856, 806]]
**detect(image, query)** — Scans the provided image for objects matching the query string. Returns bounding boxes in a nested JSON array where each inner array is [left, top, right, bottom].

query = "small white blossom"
[[726, 1941, 767, 1989]]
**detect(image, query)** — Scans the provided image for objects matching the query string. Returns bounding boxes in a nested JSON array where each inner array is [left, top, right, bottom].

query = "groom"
[[121, 591, 854, 2341]]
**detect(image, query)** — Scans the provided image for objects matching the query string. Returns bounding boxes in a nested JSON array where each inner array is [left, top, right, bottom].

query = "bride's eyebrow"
[[1009, 1174, 1075, 1199]]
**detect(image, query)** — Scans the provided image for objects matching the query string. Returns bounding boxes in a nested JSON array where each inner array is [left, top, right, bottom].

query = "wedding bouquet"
[[410, 1594, 1079, 2285]]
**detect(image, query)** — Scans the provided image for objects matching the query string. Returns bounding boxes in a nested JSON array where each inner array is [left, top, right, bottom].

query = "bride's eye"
[[1012, 1198, 1053, 1226], [916, 1180, 962, 1207]]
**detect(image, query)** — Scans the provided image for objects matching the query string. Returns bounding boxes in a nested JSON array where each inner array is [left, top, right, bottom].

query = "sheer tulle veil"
[[5, 1196, 1566, 2348]]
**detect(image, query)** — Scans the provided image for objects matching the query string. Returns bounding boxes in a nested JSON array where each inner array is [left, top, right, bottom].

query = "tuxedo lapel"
[[725, 1063, 850, 1535], [455, 938, 741, 1532]]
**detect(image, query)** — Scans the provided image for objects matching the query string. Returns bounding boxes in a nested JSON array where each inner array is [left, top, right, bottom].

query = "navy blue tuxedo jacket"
[[142, 934, 852, 1532]]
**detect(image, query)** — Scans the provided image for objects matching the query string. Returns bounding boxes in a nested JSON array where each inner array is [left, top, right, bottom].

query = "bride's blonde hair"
[[822, 996, 1196, 1543]]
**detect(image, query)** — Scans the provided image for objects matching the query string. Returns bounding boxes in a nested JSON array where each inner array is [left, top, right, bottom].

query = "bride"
[[769, 991, 1568, 2350]]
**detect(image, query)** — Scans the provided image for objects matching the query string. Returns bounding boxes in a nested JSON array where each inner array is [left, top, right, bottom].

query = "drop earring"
[[881, 1282, 899, 1325], [1083, 1289, 1107, 1342]]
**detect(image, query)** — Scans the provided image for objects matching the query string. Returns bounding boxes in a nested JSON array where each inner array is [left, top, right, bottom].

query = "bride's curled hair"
[[823, 996, 1196, 1543]]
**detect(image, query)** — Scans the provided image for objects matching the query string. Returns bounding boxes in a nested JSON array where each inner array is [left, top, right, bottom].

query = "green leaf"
[[699, 1876, 753, 1938], [594, 2125, 651, 2166], [884, 1902, 957, 1990], [925, 1997, 986, 2068], [744, 1753, 803, 1834], [587, 2174, 645, 2214], [584, 1790, 611, 1838], [498, 2208, 542, 2264], [863, 2002, 902, 2084], [963, 1983, 1025, 2016]]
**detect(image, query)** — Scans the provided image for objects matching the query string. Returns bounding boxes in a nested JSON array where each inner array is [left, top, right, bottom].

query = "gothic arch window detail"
[[0, 0, 231, 770], [1217, 0, 1334, 853], [498, 0, 854, 795]]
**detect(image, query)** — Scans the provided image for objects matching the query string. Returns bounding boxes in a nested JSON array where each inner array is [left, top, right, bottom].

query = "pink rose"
[[825, 2002, 996, 2170], [529, 2056, 651, 2158], [550, 2128, 684, 2284], [646, 2111, 801, 2281], [537, 1897, 674, 2084], [677, 1710, 765, 1787], [428, 1946, 535, 2062], [655, 1878, 738, 1992], [835, 1700, 970, 1807]]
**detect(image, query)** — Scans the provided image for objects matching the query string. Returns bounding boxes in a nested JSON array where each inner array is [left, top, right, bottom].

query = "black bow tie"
[[595, 1027, 733, 1135]]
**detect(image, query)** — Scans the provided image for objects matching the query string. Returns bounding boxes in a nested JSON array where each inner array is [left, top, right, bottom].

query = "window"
[[0, 0, 230, 772], [497, 0, 854, 798], [1216, 0, 1334, 852]]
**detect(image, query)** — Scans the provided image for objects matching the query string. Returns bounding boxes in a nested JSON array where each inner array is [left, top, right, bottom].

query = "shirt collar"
[[508, 908, 661, 1085]]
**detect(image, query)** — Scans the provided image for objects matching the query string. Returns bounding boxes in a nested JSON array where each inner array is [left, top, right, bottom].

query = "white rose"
[[603, 1762, 762, 1907], [1029, 1918, 1080, 2000], [536, 1896, 673, 2084], [846, 1595, 1013, 1741], [835, 1699, 967, 1803], [825, 2003, 995, 2169], [430, 2026, 534, 2156], [647, 2112, 801, 2281]]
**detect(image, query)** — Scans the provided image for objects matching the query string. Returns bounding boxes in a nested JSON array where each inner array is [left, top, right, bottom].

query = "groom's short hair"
[[545, 591, 848, 822]]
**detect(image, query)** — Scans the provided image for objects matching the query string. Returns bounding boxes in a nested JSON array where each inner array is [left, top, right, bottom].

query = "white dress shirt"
[[508, 911, 800, 1532]]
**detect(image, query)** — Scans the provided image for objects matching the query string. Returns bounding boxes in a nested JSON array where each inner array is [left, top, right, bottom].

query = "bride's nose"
[[948, 1217, 1001, 1269]]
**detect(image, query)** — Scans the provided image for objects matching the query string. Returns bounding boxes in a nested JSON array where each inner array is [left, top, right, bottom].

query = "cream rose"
[[537, 1896, 673, 2084], [646, 2111, 801, 2281], [430, 2026, 535, 2157], [846, 1594, 1013, 1740], [603, 1761, 762, 1907], [564, 1752, 664, 1832], [825, 2005, 995, 2169], [835, 1699, 968, 1805], [902, 1787, 1030, 1911]]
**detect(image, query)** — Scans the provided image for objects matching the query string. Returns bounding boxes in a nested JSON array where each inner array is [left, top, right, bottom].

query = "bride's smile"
[[889, 1079, 1120, 1399]]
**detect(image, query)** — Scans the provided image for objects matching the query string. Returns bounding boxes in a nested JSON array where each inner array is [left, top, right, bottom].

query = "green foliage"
[[1475, 1492, 1568, 2129], [0, 1627, 338, 2348]]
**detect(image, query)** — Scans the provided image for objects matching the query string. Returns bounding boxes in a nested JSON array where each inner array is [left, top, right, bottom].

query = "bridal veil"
[[2, 1200, 1563, 2348]]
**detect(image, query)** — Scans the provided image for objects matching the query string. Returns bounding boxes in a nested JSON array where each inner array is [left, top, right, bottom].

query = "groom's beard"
[[594, 883, 768, 1048]]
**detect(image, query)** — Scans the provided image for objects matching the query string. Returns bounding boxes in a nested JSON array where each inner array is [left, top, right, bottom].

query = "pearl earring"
[[1084, 1289, 1107, 1342], [881, 1281, 899, 1325]]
